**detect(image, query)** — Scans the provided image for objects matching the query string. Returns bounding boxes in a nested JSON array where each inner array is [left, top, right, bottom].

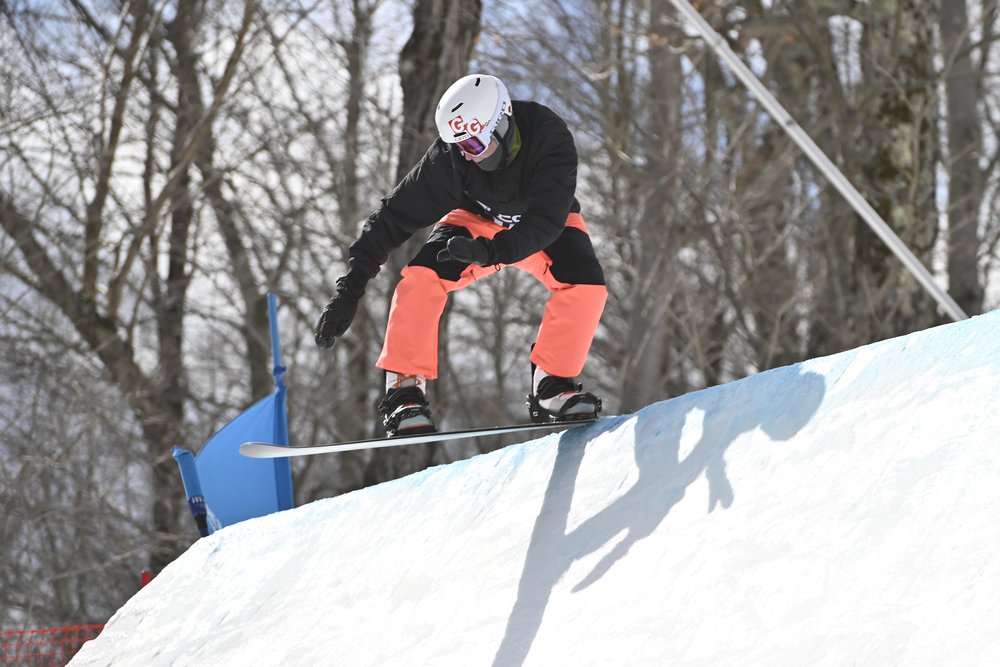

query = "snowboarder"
[[314, 74, 608, 436]]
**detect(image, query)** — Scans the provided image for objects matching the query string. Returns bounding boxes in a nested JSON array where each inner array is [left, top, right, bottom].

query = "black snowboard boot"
[[378, 385, 436, 437], [526, 361, 602, 424]]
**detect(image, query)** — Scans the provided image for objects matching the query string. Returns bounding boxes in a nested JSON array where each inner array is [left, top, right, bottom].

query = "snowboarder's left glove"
[[314, 275, 365, 349], [436, 236, 496, 267]]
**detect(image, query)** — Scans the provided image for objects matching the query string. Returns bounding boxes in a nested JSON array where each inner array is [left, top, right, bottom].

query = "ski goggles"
[[456, 132, 491, 156], [455, 115, 509, 156]]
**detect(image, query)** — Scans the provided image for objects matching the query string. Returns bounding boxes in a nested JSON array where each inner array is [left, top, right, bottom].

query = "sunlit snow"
[[73, 310, 1000, 666]]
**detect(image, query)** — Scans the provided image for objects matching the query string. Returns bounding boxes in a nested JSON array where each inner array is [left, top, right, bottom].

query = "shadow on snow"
[[492, 366, 826, 667]]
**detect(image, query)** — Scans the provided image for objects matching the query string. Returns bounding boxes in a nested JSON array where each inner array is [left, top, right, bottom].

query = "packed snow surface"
[[73, 311, 1000, 666]]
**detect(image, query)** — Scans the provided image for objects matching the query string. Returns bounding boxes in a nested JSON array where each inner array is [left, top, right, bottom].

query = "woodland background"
[[2, 0, 997, 628]]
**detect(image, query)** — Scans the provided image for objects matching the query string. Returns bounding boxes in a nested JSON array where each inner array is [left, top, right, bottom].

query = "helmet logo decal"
[[448, 115, 487, 138]]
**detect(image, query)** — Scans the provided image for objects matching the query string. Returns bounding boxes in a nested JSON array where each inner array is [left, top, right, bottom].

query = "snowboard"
[[239, 418, 597, 459]]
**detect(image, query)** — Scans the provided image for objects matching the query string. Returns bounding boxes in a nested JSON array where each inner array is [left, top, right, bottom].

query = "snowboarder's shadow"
[[491, 367, 826, 667]]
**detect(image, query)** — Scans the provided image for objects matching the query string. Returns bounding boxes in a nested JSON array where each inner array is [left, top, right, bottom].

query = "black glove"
[[436, 236, 497, 267], [314, 276, 365, 349]]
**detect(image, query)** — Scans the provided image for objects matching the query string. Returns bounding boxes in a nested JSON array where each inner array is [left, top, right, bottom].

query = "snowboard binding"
[[378, 385, 436, 437], [526, 388, 602, 424], [527, 357, 602, 424]]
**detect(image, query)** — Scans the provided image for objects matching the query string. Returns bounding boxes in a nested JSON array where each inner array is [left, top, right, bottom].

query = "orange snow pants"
[[377, 209, 608, 379]]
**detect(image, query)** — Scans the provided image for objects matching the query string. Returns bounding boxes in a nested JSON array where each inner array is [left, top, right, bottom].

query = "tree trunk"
[[153, 0, 205, 571], [619, 0, 682, 412], [395, 0, 483, 180], [854, 0, 941, 338], [939, 0, 985, 316]]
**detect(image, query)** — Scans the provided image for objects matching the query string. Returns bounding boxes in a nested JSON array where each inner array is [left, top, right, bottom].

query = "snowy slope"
[[73, 312, 1000, 667]]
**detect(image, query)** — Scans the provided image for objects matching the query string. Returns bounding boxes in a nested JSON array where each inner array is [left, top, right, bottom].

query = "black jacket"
[[345, 100, 581, 285]]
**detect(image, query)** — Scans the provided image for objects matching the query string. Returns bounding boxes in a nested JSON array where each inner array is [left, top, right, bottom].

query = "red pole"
[[141, 570, 153, 587]]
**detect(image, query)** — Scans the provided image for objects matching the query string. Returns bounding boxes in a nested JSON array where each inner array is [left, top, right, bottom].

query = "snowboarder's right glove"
[[436, 236, 496, 267], [314, 275, 365, 349]]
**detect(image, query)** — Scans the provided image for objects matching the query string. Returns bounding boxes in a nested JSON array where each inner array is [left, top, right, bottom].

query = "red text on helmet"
[[448, 115, 487, 138]]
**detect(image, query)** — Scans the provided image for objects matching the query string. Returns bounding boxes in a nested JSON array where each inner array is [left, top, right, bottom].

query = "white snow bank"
[[73, 311, 1000, 666]]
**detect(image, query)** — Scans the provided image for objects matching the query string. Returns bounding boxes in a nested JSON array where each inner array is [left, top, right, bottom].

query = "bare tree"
[[616, 0, 684, 411], [940, 0, 986, 316], [2, 0, 256, 573]]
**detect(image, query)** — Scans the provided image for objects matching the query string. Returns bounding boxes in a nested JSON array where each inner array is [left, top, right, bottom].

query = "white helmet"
[[435, 74, 513, 156]]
